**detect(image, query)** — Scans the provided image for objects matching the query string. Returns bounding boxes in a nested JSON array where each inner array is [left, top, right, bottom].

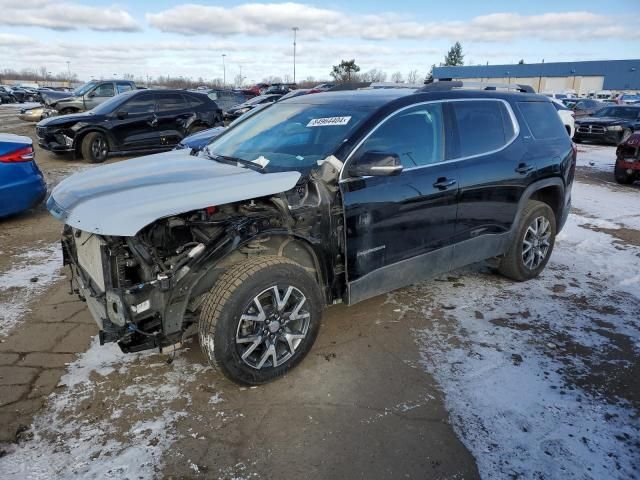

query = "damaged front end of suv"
[[49, 151, 345, 353]]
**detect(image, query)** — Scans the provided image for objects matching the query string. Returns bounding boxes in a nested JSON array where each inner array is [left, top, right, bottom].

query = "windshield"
[[205, 102, 373, 173], [593, 107, 639, 119], [74, 81, 98, 96]]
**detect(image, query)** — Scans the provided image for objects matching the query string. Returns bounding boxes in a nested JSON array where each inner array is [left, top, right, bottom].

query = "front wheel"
[[498, 200, 556, 281], [198, 256, 323, 385], [81, 132, 109, 163]]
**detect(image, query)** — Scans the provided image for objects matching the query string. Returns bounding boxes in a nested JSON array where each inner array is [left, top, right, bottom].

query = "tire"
[[59, 108, 76, 115], [498, 200, 556, 281], [614, 164, 634, 185], [81, 132, 109, 163], [198, 255, 323, 385]]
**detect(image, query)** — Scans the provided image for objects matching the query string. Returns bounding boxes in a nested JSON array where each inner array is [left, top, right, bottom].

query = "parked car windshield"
[[592, 106, 640, 119], [204, 102, 373, 173], [73, 81, 99, 96]]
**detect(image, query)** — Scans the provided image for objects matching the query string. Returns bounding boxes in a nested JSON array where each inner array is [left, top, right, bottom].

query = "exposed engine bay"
[[61, 163, 345, 354]]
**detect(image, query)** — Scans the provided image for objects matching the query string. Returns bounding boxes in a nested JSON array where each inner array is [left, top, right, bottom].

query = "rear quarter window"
[[517, 101, 567, 139], [451, 100, 516, 158]]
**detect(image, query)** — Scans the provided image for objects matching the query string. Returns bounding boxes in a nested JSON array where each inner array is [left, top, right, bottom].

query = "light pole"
[[222, 54, 227, 87], [292, 27, 299, 83], [66, 61, 71, 85]]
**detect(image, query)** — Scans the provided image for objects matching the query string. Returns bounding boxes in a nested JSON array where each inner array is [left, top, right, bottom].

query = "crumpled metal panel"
[[47, 149, 300, 236]]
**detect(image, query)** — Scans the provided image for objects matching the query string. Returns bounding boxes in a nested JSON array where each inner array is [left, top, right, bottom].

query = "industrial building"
[[433, 59, 640, 95]]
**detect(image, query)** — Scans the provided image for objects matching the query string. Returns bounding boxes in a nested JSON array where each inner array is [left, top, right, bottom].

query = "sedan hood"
[[47, 150, 301, 236]]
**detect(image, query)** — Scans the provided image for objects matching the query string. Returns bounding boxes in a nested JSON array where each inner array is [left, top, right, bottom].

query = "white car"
[[551, 99, 575, 138]]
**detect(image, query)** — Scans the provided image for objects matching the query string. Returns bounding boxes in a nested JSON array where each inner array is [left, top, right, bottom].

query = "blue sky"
[[0, 0, 638, 85]]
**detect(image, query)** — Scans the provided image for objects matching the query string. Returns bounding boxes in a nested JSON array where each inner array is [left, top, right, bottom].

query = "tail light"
[[0, 146, 34, 163]]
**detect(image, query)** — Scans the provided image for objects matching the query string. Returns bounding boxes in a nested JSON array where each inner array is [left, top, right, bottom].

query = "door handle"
[[515, 163, 534, 174], [433, 177, 457, 190]]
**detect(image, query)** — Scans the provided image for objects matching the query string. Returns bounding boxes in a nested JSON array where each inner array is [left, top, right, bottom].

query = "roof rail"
[[418, 80, 535, 94]]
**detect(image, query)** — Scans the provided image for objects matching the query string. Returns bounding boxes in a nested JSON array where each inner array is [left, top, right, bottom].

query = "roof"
[[434, 59, 640, 90], [283, 88, 415, 107]]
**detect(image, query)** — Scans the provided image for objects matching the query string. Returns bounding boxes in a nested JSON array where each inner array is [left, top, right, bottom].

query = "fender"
[[509, 177, 566, 241], [73, 126, 118, 152], [161, 222, 330, 336]]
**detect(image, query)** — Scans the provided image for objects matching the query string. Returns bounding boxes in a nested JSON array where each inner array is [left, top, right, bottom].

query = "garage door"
[[578, 76, 604, 95]]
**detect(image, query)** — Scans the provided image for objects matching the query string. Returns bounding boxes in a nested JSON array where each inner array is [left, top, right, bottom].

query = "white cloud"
[[0, 0, 140, 32], [146, 4, 639, 42]]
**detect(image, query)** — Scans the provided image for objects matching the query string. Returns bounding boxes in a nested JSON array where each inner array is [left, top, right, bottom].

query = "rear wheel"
[[498, 200, 556, 281], [614, 163, 634, 184], [198, 255, 323, 385], [81, 132, 109, 163]]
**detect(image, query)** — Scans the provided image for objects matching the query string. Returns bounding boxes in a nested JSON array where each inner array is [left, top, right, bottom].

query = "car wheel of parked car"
[[198, 255, 323, 385], [498, 200, 556, 282], [59, 108, 76, 115], [614, 164, 634, 184], [81, 132, 109, 163]]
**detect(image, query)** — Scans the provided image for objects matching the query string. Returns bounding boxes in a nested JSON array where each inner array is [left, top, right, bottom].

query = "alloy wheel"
[[91, 136, 108, 160], [522, 216, 551, 270], [236, 285, 310, 370]]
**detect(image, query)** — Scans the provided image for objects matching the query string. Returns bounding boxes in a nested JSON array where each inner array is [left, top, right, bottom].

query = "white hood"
[[47, 150, 300, 236]]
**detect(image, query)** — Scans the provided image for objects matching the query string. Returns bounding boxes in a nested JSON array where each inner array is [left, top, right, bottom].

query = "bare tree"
[[361, 69, 387, 82], [406, 70, 419, 84], [283, 74, 292, 83], [234, 74, 244, 87], [391, 71, 403, 83]]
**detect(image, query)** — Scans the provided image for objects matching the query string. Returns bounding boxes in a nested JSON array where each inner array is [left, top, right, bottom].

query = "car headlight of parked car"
[[607, 125, 623, 131]]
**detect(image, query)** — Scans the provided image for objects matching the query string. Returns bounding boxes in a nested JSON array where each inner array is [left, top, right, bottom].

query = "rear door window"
[[518, 101, 567, 139], [451, 100, 515, 158], [116, 83, 133, 94], [120, 94, 155, 114], [157, 93, 188, 112]]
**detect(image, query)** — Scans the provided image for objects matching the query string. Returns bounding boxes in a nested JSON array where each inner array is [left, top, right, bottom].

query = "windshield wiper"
[[204, 149, 265, 171]]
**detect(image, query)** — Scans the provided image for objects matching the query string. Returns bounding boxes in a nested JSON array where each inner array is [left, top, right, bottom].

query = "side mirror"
[[116, 110, 128, 119], [348, 151, 403, 177]]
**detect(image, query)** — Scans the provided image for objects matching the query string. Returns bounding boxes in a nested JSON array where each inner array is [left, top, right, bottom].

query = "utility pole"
[[222, 54, 227, 87], [66, 61, 71, 85], [292, 27, 299, 84]]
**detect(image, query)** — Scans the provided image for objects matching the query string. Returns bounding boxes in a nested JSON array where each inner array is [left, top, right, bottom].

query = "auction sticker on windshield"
[[307, 116, 351, 127]]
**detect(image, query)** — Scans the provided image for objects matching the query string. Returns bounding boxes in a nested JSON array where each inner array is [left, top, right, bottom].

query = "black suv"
[[574, 105, 640, 144], [47, 82, 575, 384], [36, 89, 223, 162]]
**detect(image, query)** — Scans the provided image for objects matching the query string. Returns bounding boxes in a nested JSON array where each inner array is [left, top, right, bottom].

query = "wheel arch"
[[73, 127, 117, 155], [514, 178, 565, 233]]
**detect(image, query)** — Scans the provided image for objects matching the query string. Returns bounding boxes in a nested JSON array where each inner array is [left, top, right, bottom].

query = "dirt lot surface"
[[0, 105, 638, 479]]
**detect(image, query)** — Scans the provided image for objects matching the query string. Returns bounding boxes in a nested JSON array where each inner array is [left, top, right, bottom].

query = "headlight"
[[607, 125, 623, 131]]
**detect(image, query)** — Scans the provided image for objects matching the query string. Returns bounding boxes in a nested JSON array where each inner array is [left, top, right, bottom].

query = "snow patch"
[[0, 242, 63, 335]]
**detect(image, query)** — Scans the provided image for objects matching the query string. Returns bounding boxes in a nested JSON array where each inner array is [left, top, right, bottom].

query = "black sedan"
[[224, 94, 282, 120], [574, 105, 640, 144], [35, 89, 223, 163]]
